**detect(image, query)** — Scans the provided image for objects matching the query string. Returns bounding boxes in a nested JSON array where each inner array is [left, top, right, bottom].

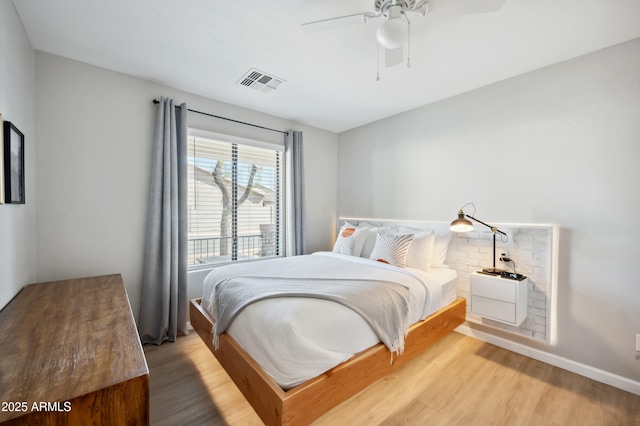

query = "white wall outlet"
[[636, 334, 640, 352]]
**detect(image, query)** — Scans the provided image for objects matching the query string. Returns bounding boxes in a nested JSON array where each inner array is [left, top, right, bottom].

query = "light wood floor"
[[144, 331, 640, 425]]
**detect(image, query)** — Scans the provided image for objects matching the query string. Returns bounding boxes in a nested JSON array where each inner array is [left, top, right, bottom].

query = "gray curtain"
[[138, 97, 189, 344], [285, 130, 306, 256]]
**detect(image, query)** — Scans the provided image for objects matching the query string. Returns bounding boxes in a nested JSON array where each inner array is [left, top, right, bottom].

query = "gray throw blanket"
[[211, 271, 414, 356]]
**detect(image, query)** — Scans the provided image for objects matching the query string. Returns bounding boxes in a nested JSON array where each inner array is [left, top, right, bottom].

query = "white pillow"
[[369, 232, 414, 268], [360, 226, 389, 259], [431, 229, 452, 268], [333, 225, 368, 256], [396, 227, 435, 271]]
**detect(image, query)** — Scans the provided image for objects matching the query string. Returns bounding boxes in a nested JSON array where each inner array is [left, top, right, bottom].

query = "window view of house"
[[187, 132, 282, 267]]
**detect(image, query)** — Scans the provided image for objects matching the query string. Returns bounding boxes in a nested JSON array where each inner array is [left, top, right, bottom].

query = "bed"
[[190, 222, 466, 425]]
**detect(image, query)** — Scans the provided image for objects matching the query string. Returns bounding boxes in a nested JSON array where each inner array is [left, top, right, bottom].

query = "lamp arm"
[[465, 214, 507, 236]]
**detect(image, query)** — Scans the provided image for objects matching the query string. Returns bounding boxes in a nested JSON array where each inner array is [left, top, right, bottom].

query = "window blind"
[[187, 132, 282, 267]]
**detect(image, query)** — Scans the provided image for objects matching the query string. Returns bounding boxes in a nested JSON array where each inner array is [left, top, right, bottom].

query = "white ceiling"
[[12, 0, 640, 133]]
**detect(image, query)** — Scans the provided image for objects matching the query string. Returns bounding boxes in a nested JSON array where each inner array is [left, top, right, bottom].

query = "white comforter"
[[202, 252, 446, 389]]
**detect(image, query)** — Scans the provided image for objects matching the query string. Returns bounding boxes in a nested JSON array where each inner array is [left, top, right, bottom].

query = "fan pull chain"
[[376, 43, 381, 81], [406, 14, 411, 68]]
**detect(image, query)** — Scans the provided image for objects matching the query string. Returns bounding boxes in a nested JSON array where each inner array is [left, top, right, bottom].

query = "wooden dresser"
[[0, 274, 149, 425]]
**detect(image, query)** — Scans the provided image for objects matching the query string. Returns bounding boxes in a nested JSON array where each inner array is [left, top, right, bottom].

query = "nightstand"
[[470, 272, 528, 326]]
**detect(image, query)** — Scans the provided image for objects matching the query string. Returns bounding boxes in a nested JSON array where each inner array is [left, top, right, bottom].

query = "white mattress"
[[203, 253, 458, 389]]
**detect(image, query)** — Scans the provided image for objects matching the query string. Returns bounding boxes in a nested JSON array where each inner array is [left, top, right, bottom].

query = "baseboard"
[[455, 324, 640, 396]]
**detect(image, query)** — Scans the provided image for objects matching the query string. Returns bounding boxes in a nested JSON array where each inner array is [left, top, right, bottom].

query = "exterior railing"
[[188, 232, 276, 266]]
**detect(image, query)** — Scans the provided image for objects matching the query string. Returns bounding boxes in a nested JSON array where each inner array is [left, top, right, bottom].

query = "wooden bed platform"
[[190, 297, 465, 425]]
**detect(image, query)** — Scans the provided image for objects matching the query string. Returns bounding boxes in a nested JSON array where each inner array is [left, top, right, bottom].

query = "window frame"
[[186, 128, 285, 271]]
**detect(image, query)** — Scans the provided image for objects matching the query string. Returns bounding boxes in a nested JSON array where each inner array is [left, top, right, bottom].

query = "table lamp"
[[450, 203, 508, 274]]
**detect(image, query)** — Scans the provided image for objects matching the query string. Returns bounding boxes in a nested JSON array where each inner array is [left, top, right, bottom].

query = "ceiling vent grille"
[[237, 69, 285, 93]]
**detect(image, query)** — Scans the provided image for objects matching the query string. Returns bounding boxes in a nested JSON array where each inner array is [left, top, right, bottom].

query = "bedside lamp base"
[[481, 267, 504, 275]]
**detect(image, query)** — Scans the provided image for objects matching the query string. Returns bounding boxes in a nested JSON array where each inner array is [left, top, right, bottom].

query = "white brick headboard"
[[338, 218, 559, 344]]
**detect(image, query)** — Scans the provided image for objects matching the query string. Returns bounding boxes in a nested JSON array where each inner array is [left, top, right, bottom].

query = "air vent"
[[237, 69, 285, 93]]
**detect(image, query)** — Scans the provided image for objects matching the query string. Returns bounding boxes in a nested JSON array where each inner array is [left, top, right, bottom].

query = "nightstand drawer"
[[470, 272, 528, 326], [471, 275, 516, 302], [471, 295, 516, 323]]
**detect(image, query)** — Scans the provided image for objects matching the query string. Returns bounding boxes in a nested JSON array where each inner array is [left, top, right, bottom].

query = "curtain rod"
[[152, 99, 288, 135]]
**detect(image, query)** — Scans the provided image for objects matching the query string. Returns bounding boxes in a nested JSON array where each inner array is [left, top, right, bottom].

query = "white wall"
[[0, 1, 37, 310], [34, 52, 338, 321], [338, 38, 640, 383]]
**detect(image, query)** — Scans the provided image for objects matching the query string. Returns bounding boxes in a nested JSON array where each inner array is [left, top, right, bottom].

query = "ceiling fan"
[[302, 0, 507, 78]]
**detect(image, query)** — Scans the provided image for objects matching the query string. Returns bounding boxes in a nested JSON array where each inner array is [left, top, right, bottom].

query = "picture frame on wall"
[[3, 121, 25, 204], [0, 113, 4, 205]]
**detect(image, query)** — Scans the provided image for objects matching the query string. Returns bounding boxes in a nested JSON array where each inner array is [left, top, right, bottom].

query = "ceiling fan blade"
[[384, 46, 404, 68], [301, 12, 381, 34], [408, 0, 429, 17], [428, 0, 507, 18]]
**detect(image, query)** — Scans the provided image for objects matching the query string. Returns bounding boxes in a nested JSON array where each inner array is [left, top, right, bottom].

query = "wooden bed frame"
[[190, 297, 465, 425]]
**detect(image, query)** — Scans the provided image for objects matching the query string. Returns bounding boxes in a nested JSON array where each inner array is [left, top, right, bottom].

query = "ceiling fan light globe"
[[376, 18, 407, 49]]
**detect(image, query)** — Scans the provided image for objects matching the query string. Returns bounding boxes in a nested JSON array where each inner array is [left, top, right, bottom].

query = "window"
[[187, 130, 284, 268]]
